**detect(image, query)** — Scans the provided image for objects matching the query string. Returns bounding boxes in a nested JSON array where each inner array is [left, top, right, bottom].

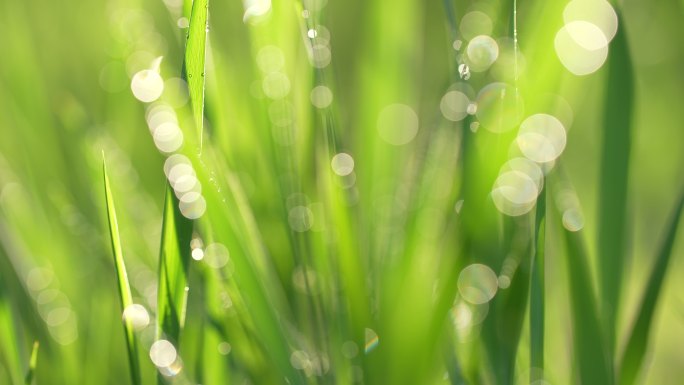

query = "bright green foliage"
[[103, 159, 142, 385], [1, 0, 684, 384], [24, 341, 39, 385]]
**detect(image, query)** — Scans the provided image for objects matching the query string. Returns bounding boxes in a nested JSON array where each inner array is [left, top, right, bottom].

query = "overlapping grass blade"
[[103, 158, 141, 385], [156, 186, 193, 343], [619, 189, 684, 385], [597, 12, 634, 356], [562, 228, 611, 384], [24, 341, 38, 385], [0, 286, 23, 385], [530, 187, 546, 377]]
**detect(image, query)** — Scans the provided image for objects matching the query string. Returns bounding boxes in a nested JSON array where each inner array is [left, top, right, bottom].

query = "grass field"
[[1, 0, 684, 384]]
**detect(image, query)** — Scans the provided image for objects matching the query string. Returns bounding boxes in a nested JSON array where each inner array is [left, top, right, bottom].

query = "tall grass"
[[1, 0, 684, 384]]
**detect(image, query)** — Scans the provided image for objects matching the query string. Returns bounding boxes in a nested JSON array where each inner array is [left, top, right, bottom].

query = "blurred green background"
[[1, 0, 684, 384]]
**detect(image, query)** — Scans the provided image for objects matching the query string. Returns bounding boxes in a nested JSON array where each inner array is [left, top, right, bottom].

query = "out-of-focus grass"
[[0, 0, 683, 384]]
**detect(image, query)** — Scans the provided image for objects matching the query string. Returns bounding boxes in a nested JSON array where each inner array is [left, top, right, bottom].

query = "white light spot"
[[331, 153, 354, 176], [172, 174, 201, 198], [191, 248, 204, 261], [177, 17, 189, 28], [122, 304, 150, 331], [460, 11, 493, 40], [476, 83, 524, 133], [564, 0, 618, 42], [562, 208, 585, 231], [309, 44, 332, 68], [146, 103, 178, 133], [491, 171, 539, 216], [153, 122, 184, 153], [262, 72, 291, 99], [204, 243, 230, 269], [555, 21, 608, 76], [466, 35, 499, 72], [131, 69, 164, 103], [289, 206, 313, 232], [243, 0, 272, 22], [342, 341, 358, 358], [377, 104, 419, 145], [307, 29, 317, 38], [179, 192, 206, 219], [440, 90, 470, 122], [310, 85, 333, 109], [256, 45, 285, 74], [517, 114, 567, 163], [458, 264, 498, 304], [150, 340, 177, 368], [218, 342, 232, 355]]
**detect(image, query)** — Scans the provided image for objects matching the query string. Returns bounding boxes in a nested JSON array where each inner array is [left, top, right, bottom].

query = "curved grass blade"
[[103, 158, 141, 385], [156, 186, 193, 344], [597, 12, 634, 356], [619, 189, 684, 385], [183, 0, 209, 149], [562, 229, 612, 384], [24, 341, 38, 385]]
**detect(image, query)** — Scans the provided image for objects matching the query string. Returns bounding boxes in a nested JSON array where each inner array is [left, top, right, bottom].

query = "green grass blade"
[[597, 12, 634, 355], [619, 189, 684, 385], [0, 287, 23, 385], [183, 0, 208, 148], [156, 186, 193, 344], [563, 229, 612, 384], [530, 187, 546, 378], [24, 341, 38, 385], [103, 158, 141, 385]]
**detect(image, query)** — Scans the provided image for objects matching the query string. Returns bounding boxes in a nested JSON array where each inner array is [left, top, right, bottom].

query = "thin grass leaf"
[[103, 158, 141, 385], [0, 287, 23, 385], [619, 189, 684, 385], [182, 0, 208, 148], [530, 186, 546, 378], [24, 341, 38, 385], [563, 229, 612, 384], [597, 12, 634, 355], [156, 186, 193, 343]]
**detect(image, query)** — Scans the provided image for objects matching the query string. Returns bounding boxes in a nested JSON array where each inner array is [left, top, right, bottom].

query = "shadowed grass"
[[619, 188, 684, 385], [24, 341, 38, 385], [597, 11, 634, 359], [562, 223, 611, 384]]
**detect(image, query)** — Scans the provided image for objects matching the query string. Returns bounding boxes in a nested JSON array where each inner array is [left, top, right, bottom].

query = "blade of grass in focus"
[[562, 226, 611, 384], [530, 187, 546, 379], [103, 158, 141, 385], [619, 189, 684, 385], [183, 0, 209, 149], [156, 186, 193, 343], [0, 286, 23, 385], [597, 12, 634, 358], [24, 341, 38, 385]]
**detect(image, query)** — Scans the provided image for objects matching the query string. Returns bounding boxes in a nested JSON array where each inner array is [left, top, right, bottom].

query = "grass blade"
[[530, 187, 546, 378], [183, 0, 208, 148], [619, 189, 684, 385], [562, 229, 611, 384], [156, 186, 193, 344], [597, 12, 634, 355], [103, 158, 141, 385], [24, 341, 38, 385]]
